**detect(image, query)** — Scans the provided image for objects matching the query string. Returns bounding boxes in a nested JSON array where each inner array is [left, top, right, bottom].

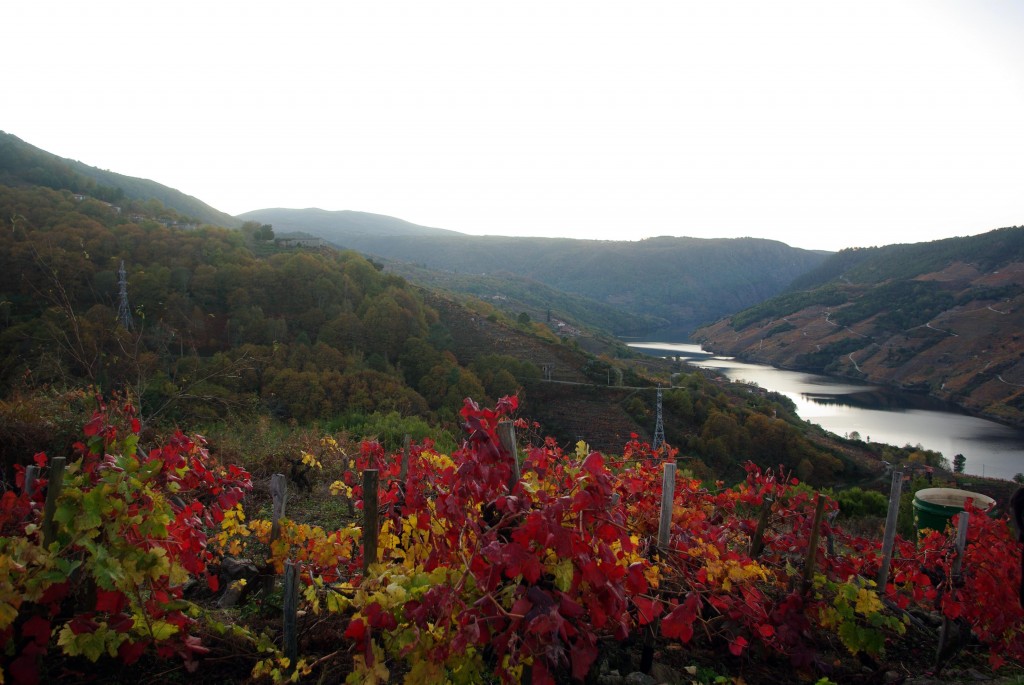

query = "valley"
[[695, 237, 1024, 428], [2, 130, 1024, 684]]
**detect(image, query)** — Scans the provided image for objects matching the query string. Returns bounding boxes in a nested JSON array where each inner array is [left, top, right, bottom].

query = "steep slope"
[[0, 131, 240, 228], [421, 289, 649, 450], [68, 162, 241, 228], [239, 207, 830, 335], [694, 226, 1024, 426], [0, 178, 655, 456]]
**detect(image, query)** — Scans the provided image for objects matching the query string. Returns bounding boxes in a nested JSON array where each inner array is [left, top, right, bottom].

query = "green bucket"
[[913, 488, 995, 538]]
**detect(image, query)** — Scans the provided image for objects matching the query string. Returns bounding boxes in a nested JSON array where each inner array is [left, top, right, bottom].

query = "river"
[[629, 342, 1024, 481]]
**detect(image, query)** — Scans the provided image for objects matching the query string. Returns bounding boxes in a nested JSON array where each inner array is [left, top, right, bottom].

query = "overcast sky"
[[3, 1, 1023, 251]]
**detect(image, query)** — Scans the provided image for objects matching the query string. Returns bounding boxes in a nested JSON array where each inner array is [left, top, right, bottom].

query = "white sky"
[[3, 0, 1023, 252]]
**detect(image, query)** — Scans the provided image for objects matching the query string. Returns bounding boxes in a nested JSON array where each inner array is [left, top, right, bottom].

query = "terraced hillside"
[[695, 228, 1024, 427]]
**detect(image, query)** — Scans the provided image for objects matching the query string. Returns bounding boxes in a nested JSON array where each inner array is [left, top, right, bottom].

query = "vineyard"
[[2, 396, 1023, 684]]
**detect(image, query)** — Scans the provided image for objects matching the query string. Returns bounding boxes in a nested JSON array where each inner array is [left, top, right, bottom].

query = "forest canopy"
[[0, 185, 490, 428]]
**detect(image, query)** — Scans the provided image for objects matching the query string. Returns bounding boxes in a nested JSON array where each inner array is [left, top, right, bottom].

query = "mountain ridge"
[[239, 207, 831, 336], [238, 207, 458, 238], [0, 131, 241, 228], [0, 130, 831, 338]]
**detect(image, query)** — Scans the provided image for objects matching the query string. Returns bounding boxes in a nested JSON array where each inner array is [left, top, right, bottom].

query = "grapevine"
[[2, 396, 1023, 684]]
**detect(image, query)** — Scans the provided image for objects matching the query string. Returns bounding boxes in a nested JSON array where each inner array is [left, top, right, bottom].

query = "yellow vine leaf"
[[326, 590, 349, 613], [422, 451, 456, 471], [303, 581, 321, 614], [854, 587, 884, 616], [300, 451, 323, 469], [644, 563, 661, 590], [329, 480, 353, 498]]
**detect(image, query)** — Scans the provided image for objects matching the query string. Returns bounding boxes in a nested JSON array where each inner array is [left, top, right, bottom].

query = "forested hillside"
[[695, 227, 1024, 426], [0, 131, 240, 228], [0, 130, 905, 495], [0, 181, 876, 490], [0, 184, 484, 427], [239, 208, 830, 336], [2, 131, 831, 339]]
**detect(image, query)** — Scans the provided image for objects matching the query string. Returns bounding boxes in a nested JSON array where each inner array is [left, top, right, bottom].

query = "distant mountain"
[[239, 207, 830, 336], [240, 209, 663, 335], [0, 132, 827, 339], [0, 131, 240, 228], [694, 226, 1024, 426], [238, 207, 457, 239]]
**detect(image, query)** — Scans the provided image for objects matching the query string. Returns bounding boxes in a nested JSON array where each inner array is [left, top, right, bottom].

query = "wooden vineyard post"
[[23, 465, 40, 525], [643, 461, 677, 674], [395, 434, 411, 517], [496, 421, 521, 489], [800, 494, 828, 595], [749, 497, 773, 559], [41, 457, 66, 548], [283, 560, 299, 672], [825, 510, 839, 557], [363, 469, 379, 574], [24, 464, 40, 500], [935, 512, 969, 670], [400, 434, 411, 482], [657, 462, 677, 551], [269, 473, 288, 543], [877, 468, 904, 590], [263, 474, 288, 596]]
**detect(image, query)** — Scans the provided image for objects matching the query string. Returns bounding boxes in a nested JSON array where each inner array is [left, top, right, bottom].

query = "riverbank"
[[631, 341, 1024, 482], [691, 296, 1024, 432]]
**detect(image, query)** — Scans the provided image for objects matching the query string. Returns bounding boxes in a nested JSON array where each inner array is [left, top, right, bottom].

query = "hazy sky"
[[4, 1, 1023, 251]]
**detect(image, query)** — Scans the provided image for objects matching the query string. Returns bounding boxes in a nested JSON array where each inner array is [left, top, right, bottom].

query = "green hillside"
[[0, 180, 873, 489], [0, 184, 476, 426], [0, 131, 898, 493], [0, 131, 240, 227]]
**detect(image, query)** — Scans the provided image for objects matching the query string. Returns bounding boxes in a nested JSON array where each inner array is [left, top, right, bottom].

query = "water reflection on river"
[[629, 342, 1024, 481]]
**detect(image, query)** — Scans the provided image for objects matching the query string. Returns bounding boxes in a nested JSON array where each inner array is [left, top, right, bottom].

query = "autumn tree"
[[953, 453, 966, 473]]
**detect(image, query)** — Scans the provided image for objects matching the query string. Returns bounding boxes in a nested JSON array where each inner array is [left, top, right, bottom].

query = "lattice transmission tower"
[[116, 260, 133, 330], [652, 386, 665, 449]]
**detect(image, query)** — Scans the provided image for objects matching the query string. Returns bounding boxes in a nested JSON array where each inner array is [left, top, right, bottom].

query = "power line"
[[116, 260, 133, 330], [653, 386, 665, 449]]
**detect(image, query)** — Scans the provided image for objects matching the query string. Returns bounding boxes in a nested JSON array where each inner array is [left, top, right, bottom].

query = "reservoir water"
[[630, 342, 1024, 481]]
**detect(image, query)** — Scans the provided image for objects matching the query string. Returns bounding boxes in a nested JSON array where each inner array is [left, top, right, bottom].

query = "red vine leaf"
[[634, 596, 663, 625], [729, 635, 749, 656], [661, 595, 699, 643]]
